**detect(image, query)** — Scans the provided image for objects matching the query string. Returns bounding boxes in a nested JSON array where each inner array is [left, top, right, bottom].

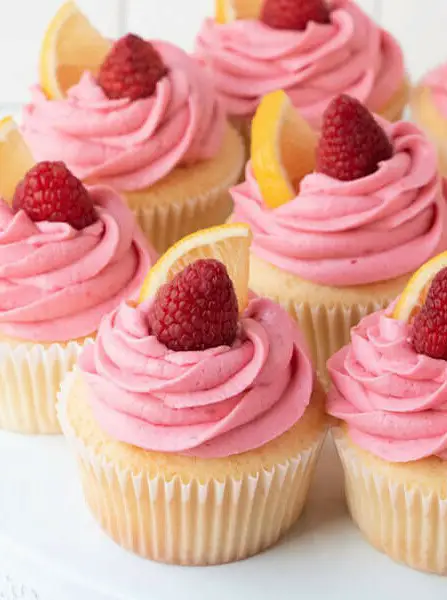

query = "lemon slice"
[[139, 224, 252, 311], [251, 90, 317, 209], [215, 0, 263, 23], [0, 117, 35, 203], [40, 1, 111, 99], [393, 252, 447, 322]]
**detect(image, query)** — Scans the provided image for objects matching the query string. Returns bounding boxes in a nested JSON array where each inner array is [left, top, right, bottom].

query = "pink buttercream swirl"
[[0, 186, 155, 342], [327, 310, 447, 462], [79, 297, 314, 458], [232, 120, 447, 286], [422, 64, 447, 117], [22, 42, 226, 192], [195, 0, 404, 128]]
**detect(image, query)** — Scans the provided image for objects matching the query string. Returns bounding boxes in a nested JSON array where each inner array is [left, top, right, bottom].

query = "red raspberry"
[[98, 34, 168, 101], [411, 268, 447, 359], [149, 259, 238, 352], [316, 94, 393, 181], [12, 161, 97, 230], [261, 0, 330, 30]]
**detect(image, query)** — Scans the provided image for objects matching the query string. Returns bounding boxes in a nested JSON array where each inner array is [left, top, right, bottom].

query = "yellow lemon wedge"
[[251, 90, 317, 209], [215, 0, 263, 23], [0, 117, 35, 203], [393, 251, 447, 322], [39, 1, 111, 99], [139, 223, 252, 311]]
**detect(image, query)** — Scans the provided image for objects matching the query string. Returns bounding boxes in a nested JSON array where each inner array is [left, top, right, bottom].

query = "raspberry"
[[149, 259, 238, 352], [411, 268, 447, 359], [261, 0, 330, 31], [12, 161, 97, 230], [98, 34, 168, 101], [316, 94, 393, 181]]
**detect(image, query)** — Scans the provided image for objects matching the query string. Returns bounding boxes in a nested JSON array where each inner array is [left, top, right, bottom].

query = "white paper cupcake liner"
[[0, 338, 92, 435], [334, 429, 447, 575], [278, 299, 387, 388], [125, 160, 242, 254], [58, 372, 325, 565]]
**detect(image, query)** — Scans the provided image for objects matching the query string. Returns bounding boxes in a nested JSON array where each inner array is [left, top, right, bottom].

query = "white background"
[[2, 434, 447, 599], [0, 0, 444, 115]]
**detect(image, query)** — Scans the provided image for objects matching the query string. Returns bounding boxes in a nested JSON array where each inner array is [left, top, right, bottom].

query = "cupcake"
[[327, 254, 447, 574], [58, 224, 327, 565], [22, 3, 245, 253], [0, 151, 154, 434], [411, 64, 447, 176], [196, 0, 408, 140], [232, 93, 447, 384]]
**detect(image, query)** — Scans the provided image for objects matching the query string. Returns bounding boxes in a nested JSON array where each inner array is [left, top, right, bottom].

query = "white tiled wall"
[[0, 0, 443, 111]]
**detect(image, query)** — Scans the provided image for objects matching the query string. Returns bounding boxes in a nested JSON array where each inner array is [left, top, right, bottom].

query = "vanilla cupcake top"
[[0, 161, 154, 342], [196, 0, 404, 128], [79, 257, 314, 458], [232, 94, 446, 287], [22, 36, 226, 192], [327, 261, 447, 461]]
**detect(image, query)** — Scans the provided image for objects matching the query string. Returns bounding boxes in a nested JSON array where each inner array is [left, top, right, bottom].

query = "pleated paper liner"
[[125, 182, 235, 255], [0, 336, 92, 434], [333, 427, 447, 575], [122, 124, 245, 254], [58, 371, 327, 566], [277, 300, 391, 389], [248, 255, 410, 388], [244, 293, 392, 389]]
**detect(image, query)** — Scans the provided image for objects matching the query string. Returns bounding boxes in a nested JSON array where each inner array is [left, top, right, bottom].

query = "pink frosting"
[[422, 64, 447, 117], [22, 42, 226, 192], [0, 187, 155, 342], [195, 0, 404, 128], [79, 297, 314, 458], [232, 120, 447, 286], [327, 310, 447, 462]]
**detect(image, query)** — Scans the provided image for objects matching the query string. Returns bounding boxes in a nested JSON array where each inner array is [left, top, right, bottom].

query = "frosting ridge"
[[79, 297, 314, 458], [232, 119, 447, 286], [22, 42, 226, 191], [0, 186, 154, 342], [195, 0, 404, 128], [327, 310, 447, 462]]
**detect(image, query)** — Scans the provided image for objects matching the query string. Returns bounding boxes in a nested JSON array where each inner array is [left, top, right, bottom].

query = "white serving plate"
[[0, 433, 445, 600]]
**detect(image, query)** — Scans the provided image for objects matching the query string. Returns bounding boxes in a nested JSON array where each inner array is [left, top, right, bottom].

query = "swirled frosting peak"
[[0, 186, 155, 342], [195, 0, 404, 128], [79, 297, 314, 458], [232, 119, 447, 286], [327, 310, 447, 462], [22, 42, 226, 192]]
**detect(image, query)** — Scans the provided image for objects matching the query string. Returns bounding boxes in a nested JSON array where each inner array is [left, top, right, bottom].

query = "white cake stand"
[[0, 433, 445, 600]]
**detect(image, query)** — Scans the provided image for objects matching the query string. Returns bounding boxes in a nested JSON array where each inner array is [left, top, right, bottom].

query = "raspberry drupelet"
[[411, 267, 447, 360], [316, 94, 393, 182], [149, 259, 239, 352], [12, 160, 97, 230], [98, 34, 168, 101], [261, 0, 331, 31]]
